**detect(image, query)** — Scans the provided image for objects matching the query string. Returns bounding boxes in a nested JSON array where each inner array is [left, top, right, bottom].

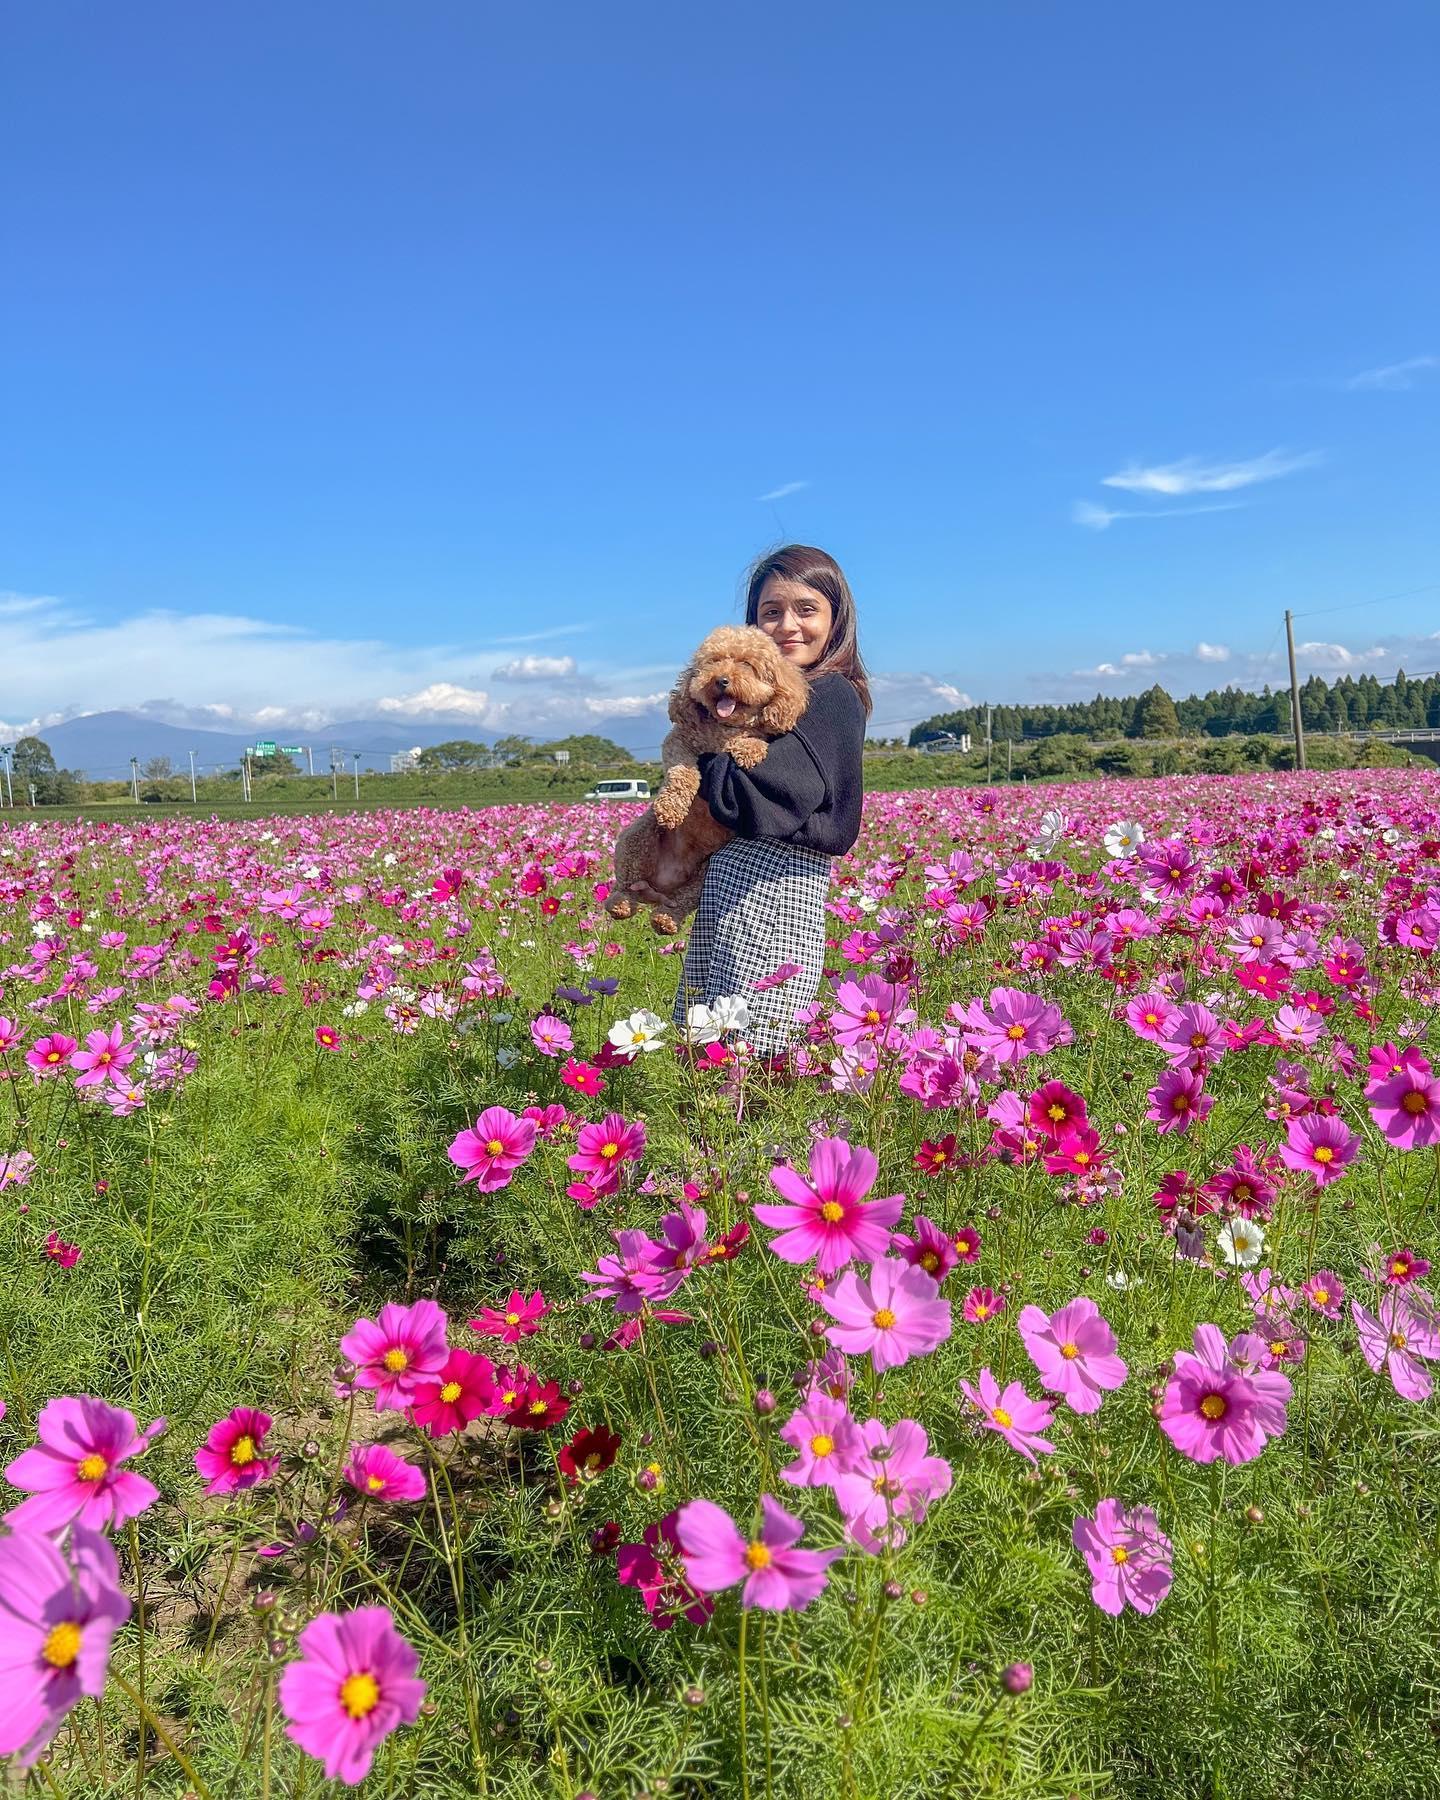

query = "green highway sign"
[[279, 745, 303, 755], [254, 740, 277, 756]]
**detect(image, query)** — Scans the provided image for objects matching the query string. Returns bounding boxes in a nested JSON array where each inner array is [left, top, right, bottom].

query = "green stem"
[[110, 1671, 215, 1800]]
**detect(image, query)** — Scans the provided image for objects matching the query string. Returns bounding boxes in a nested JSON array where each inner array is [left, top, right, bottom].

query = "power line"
[[1290, 580, 1440, 622]]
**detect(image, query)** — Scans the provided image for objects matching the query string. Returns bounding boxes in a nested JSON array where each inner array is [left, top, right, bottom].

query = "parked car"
[[583, 778, 651, 802]]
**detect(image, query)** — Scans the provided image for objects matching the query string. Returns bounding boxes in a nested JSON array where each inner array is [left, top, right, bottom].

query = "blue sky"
[[3, 0, 1438, 746]]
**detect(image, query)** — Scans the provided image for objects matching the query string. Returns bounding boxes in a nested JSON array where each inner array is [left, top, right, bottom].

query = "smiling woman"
[[670, 546, 872, 1061]]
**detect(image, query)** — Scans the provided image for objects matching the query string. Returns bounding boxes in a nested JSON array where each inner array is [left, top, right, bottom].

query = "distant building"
[[920, 731, 971, 754], [389, 746, 422, 772]]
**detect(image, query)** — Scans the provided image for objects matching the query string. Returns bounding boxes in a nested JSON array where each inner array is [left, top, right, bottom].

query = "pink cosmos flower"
[[1368, 1063, 1440, 1149], [1126, 993, 1178, 1044], [529, 1014, 573, 1057], [1271, 1004, 1326, 1051], [753, 1137, 903, 1276], [278, 1606, 426, 1785], [344, 1444, 428, 1504], [1017, 1297, 1128, 1413], [1146, 1066, 1214, 1135], [962, 1285, 1006, 1324], [959, 1367, 1056, 1463], [820, 1256, 952, 1372], [1162, 1003, 1225, 1069], [68, 1024, 135, 1089], [4, 1396, 165, 1533], [830, 975, 917, 1046], [25, 1034, 76, 1080], [567, 1113, 647, 1181], [831, 1417, 952, 1553], [468, 1290, 549, 1343], [42, 1232, 82, 1271], [1351, 1290, 1440, 1401], [1157, 1323, 1288, 1465], [560, 1058, 605, 1097], [778, 1395, 862, 1488], [752, 962, 803, 992], [676, 1494, 842, 1612], [0, 1016, 23, 1054], [1301, 1270, 1345, 1320], [891, 1214, 959, 1282], [615, 1512, 714, 1629], [1280, 1113, 1359, 1187], [339, 1299, 450, 1412], [958, 987, 1069, 1064], [314, 1025, 341, 1051], [194, 1407, 280, 1496], [0, 1525, 130, 1766], [448, 1107, 538, 1192], [1028, 1080, 1089, 1139], [579, 1229, 683, 1314], [409, 1348, 496, 1437], [1072, 1498, 1174, 1616]]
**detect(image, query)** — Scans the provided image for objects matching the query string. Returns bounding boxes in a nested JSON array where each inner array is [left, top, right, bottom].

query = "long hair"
[[742, 544, 873, 717]]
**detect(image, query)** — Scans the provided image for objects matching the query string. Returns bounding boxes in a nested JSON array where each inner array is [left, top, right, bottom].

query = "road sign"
[[254, 740, 277, 756], [279, 745, 303, 755]]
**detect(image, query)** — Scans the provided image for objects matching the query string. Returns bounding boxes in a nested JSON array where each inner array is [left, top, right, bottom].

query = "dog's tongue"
[[715, 695, 737, 719]]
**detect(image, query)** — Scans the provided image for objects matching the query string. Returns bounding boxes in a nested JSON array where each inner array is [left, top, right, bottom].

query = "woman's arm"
[[696, 730, 829, 840]]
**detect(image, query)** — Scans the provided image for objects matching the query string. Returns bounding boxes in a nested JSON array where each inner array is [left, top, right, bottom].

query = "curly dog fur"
[[605, 626, 810, 934]]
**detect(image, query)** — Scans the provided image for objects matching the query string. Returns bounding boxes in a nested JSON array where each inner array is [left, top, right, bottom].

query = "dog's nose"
[[716, 676, 730, 691]]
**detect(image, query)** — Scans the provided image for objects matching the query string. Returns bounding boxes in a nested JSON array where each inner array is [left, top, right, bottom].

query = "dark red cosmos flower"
[[558, 1425, 622, 1484], [506, 1378, 570, 1432]]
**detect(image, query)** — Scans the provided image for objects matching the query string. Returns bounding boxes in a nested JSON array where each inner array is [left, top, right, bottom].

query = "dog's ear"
[[667, 666, 696, 727], [758, 660, 810, 735]]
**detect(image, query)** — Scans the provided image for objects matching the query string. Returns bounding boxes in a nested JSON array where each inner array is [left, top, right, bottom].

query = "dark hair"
[[742, 544, 873, 716]]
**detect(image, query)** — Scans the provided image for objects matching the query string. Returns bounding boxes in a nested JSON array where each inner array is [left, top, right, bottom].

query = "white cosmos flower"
[[1029, 809, 1068, 856], [608, 1009, 669, 1054], [709, 994, 752, 1032], [683, 1005, 722, 1045], [1217, 1219, 1265, 1268], [1104, 819, 1146, 859], [1105, 1269, 1142, 1292]]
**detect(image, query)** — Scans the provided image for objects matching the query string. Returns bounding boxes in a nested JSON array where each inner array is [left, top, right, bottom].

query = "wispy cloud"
[[492, 655, 578, 681], [1345, 355, 1437, 392], [1195, 642, 1231, 663], [1050, 628, 1439, 696], [485, 623, 594, 646], [1101, 449, 1320, 496], [757, 481, 808, 502], [1071, 499, 1246, 530]]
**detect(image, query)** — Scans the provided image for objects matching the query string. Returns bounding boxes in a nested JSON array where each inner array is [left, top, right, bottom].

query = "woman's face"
[[754, 576, 833, 669]]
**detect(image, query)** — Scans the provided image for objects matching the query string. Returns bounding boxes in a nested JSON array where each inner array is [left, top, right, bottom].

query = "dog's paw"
[[727, 733, 770, 769], [652, 791, 691, 831], [650, 911, 680, 936], [605, 895, 635, 920]]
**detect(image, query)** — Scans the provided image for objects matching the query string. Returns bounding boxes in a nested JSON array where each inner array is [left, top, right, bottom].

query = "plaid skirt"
[[671, 837, 833, 1056]]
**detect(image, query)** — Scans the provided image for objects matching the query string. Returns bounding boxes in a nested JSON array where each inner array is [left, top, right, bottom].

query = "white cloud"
[[1049, 629, 1439, 698], [1293, 640, 1393, 671], [1101, 449, 1320, 496], [1345, 355, 1437, 392], [757, 481, 808, 502], [492, 655, 578, 681], [867, 671, 974, 735], [1195, 642, 1231, 662], [375, 684, 494, 721], [1071, 499, 1247, 530]]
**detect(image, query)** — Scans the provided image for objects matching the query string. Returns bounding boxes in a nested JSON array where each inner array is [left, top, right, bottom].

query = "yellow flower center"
[[810, 1434, 834, 1458], [486, 1138, 504, 1155], [1402, 1091, 1429, 1116], [990, 1406, 1013, 1429], [1110, 1545, 1129, 1565], [600, 1142, 620, 1158], [383, 1348, 409, 1373], [744, 1541, 772, 1570], [1073, 1151, 1091, 1167], [932, 1148, 948, 1163], [920, 1251, 940, 1272], [1060, 1342, 1080, 1360], [1269, 1340, 1288, 1357], [230, 1434, 257, 1467], [864, 1009, 881, 1025], [366, 1473, 386, 1492], [1311, 1287, 1329, 1306], [1046, 1103, 1067, 1122], [440, 1382, 462, 1403], [1144, 1013, 1159, 1027], [1250, 934, 1264, 947], [1389, 1330, 1407, 1351], [872, 1308, 897, 1329], [501, 1390, 518, 1407], [1200, 1394, 1227, 1420], [1006, 1023, 1027, 1040], [76, 1454, 107, 1482], [1233, 1184, 1252, 1203], [340, 1672, 381, 1719], [43, 1621, 83, 1668], [974, 1303, 991, 1319], [504, 1312, 521, 1326], [819, 1201, 844, 1223], [1312, 1146, 1334, 1165], [1172, 1095, 1190, 1112], [1189, 1032, 1207, 1049], [528, 1399, 549, 1415]]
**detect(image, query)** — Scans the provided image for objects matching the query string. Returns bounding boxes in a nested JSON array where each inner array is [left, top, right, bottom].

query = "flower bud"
[[1000, 1662, 1033, 1696]]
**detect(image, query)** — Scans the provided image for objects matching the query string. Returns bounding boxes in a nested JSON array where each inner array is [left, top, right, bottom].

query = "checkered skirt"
[[671, 836, 833, 1055]]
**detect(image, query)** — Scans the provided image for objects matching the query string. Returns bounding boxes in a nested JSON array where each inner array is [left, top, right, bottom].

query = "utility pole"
[[306, 745, 315, 776], [129, 757, 140, 803], [330, 748, 340, 801], [1006, 738, 1013, 779], [352, 752, 361, 801], [242, 754, 252, 803], [0, 746, 12, 808], [986, 704, 993, 782], [1284, 609, 1307, 771], [188, 749, 197, 804]]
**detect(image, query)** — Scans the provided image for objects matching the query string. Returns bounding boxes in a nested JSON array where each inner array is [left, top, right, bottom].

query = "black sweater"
[[696, 671, 866, 857]]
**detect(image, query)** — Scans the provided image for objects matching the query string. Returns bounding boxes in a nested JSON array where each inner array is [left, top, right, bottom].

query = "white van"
[[584, 778, 651, 802]]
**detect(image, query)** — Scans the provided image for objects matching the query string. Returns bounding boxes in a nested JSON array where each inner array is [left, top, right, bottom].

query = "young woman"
[[667, 543, 871, 1060]]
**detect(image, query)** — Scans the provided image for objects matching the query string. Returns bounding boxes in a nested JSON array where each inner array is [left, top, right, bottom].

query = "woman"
[[664, 543, 870, 1060]]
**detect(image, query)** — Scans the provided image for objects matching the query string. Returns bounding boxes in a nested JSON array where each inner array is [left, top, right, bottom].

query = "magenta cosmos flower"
[[68, 1024, 135, 1089], [468, 1289, 549, 1343], [409, 1348, 496, 1437], [447, 1106, 537, 1192], [1368, 1062, 1440, 1150], [278, 1606, 426, 1785], [820, 1257, 952, 1372], [832, 1417, 952, 1554], [1157, 1323, 1289, 1465], [1017, 1297, 1128, 1414], [194, 1407, 280, 1496], [344, 1444, 428, 1503], [959, 1368, 1056, 1463], [615, 1511, 714, 1629], [1280, 1112, 1358, 1186], [778, 1394, 862, 1488], [339, 1299, 449, 1412], [0, 1525, 131, 1766], [5, 1396, 165, 1533], [1146, 1066, 1213, 1136], [676, 1494, 842, 1612], [1072, 1498, 1174, 1616], [753, 1137, 902, 1276], [959, 987, 1069, 1065], [1351, 1291, 1440, 1401], [567, 1112, 647, 1185]]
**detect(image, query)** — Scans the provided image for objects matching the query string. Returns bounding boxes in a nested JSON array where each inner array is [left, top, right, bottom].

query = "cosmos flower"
[[4, 1396, 165, 1533], [339, 1300, 450, 1412], [959, 1368, 1056, 1463], [1072, 1498, 1173, 1615], [1017, 1297, 1127, 1413], [753, 1137, 902, 1276], [676, 1495, 842, 1613], [278, 1606, 426, 1785], [820, 1257, 952, 1372], [194, 1407, 280, 1496]]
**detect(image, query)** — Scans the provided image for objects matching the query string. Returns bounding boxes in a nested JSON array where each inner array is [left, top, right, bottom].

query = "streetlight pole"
[[352, 752, 361, 801], [130, 757, 140, 804], [330, 749, 340, 802], [1284, 609, 1307, 772], [0, 747, 12, 808], [188, 749, 198, 804]]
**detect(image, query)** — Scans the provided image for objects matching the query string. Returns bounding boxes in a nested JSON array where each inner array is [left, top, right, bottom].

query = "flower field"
[[2, 770, 1439, 1799]]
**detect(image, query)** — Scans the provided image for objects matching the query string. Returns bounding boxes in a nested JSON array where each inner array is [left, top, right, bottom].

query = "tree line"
[[910, 670, 1440, 747]]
